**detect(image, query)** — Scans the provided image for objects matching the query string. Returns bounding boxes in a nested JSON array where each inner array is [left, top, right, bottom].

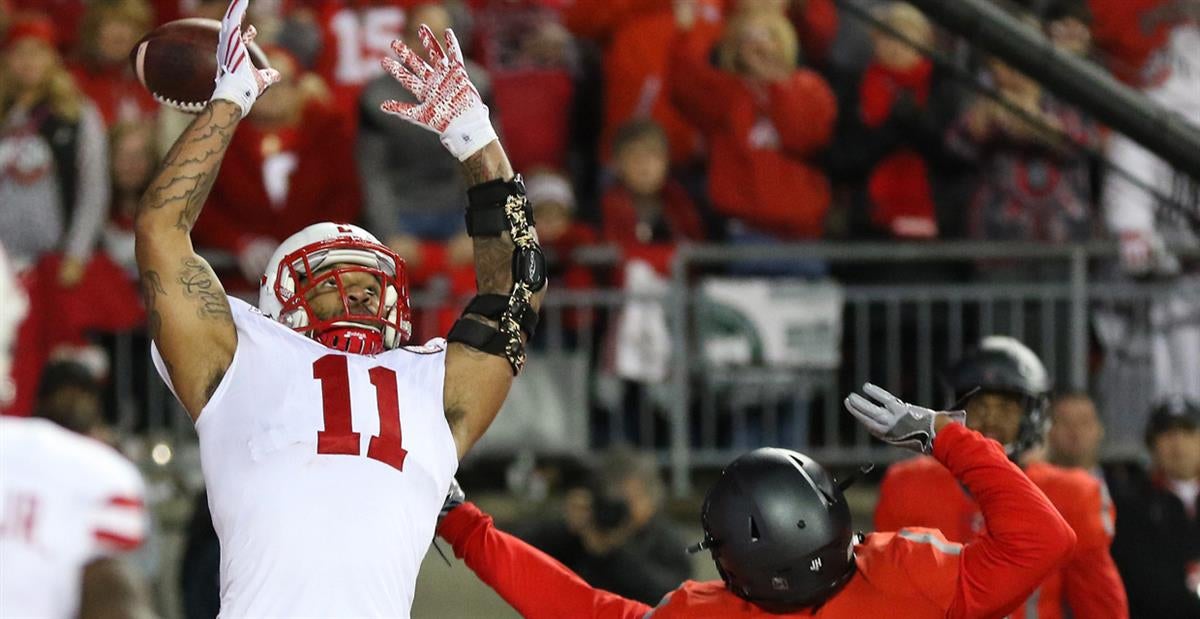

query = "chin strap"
[[448, 176, 545, 375]]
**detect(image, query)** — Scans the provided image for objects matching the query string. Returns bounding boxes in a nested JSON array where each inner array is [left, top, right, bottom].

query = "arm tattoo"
[[178, 257, 232, 320], [138, 103, 240, 232]]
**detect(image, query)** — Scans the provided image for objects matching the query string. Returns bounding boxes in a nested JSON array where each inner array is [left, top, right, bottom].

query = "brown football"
[[130, 18, 269, 113]]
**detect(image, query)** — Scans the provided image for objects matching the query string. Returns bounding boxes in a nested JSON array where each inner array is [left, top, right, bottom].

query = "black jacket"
[[1105, 462, 1200, 619]]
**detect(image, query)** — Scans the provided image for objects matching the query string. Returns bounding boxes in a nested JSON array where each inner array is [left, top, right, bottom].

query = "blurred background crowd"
[[1, 0, 1199, 616]]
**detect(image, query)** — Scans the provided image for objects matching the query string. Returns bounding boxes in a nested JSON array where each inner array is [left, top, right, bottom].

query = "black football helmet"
[[948, 335, 1050, 456], [691, 448, 857, 613]]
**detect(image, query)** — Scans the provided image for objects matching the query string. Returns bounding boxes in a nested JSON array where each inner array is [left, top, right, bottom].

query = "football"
[[130, 18, 269, 113]]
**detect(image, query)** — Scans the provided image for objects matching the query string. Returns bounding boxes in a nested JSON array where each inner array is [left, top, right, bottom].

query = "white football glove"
[[380, 26, 497, 161], [212, 0, 280, 118], [844, 383, 965, 454]]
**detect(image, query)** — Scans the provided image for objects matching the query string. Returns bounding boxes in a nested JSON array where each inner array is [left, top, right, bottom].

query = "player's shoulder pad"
[[857, 529, 961, 604]]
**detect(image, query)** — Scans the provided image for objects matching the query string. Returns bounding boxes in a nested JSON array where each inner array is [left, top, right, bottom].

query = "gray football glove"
[[439, 477, 465, 523], [844, 383, 965, 454]]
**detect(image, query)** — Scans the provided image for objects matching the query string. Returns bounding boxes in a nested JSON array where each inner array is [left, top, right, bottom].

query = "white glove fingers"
[[222, 0, 246, 30], [862, 382, 899, 406], [844, 396, 889, 434], [228, 43, 247, 74], [845, 392, 886, 422], [381, 57, 426, 98], [393, 41, 433, 82], [444, 28, 465, 65], [418, 24, 448, 68], [258, 68, 281, 90], [380, 99, 418, 119], [223, 25, 247, 69]]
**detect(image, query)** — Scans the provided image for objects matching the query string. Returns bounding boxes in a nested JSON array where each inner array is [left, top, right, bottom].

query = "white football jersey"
[[152, 297, 457, 618], [0, 417, 147, 619]]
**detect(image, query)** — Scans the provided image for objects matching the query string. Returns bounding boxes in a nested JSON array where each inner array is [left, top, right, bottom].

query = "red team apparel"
[[0, 417, 146, 619], [877, 456, 1127, 619], [151, 298, 457, 617], [438, 422, 1076, 619]]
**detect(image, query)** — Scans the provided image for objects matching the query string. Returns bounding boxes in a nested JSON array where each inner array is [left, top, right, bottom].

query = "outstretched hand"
[[844, 383, 964, 454], [381, 26, 497, 161], [212, 0, 280, 117]]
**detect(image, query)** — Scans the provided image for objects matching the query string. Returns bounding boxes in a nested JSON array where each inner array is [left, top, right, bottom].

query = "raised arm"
[[378, 26, 546, 459], [845, 384, 1077, 618], [134, 0, 278, 419], [438, 482, 651, 619]]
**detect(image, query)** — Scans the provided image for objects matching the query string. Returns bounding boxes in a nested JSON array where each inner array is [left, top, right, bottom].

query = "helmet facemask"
[[272, 238, 411, 355]]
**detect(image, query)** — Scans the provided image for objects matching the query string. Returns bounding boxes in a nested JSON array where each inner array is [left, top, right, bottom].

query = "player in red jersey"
[[435, 382, 1077, 618], [876, 336, 1128, 619]]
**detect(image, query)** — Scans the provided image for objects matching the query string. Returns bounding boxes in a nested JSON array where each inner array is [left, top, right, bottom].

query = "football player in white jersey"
[[0, 244, 152, 619], [134, 1, 546, 616]]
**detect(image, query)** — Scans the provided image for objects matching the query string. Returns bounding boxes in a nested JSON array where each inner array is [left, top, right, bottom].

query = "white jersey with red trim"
[[0, 417, 146, 619], [151, 297, 457, 618]]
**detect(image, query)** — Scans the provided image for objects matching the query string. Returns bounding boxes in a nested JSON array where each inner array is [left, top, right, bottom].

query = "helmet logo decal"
[[809, 558, 822, 572], [772, 575, 790, 590]]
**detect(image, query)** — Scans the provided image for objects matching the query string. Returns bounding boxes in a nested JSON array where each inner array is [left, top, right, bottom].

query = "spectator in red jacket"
[[192, 46, 361, 290], [1088, 0, 1188, 88], [564, 0, 724, 166], [857, 3, 939, 239], [670, 5, 837, 240], [70, 0, 159, 127], [564, 0, 837, 167], [600, 119, 705, 274]]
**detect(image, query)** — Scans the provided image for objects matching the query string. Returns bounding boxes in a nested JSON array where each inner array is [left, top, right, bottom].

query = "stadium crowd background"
[[1, 0, 1198, 616]]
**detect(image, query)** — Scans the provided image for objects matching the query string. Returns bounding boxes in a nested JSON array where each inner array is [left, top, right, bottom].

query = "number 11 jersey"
[[152, 297, 457, 618]]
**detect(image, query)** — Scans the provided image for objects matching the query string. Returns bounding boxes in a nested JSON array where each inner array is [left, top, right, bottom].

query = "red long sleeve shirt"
[[877, 456, 1128, 619], [438, 422, 1076, 619], [668, 30, 836, 239]]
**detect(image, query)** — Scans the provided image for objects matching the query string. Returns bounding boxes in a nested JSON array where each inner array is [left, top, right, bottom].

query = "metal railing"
[[107, 241, 1198, 496]]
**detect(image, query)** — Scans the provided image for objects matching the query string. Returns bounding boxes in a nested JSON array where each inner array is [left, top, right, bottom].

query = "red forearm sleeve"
[[437, 503, 652, 619], [932, 423, 1077, 619]]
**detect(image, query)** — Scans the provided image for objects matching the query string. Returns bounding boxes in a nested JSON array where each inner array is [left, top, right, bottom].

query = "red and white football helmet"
[[259, 223, 411, 355]]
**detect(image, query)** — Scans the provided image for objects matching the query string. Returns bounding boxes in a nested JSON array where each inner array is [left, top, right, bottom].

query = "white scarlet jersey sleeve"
[[0, 417, 147, 619], [151, 297, 458, 618]]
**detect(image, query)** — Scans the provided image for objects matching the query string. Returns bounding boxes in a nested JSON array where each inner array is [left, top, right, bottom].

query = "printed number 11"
[[312, 354, 407, 471]]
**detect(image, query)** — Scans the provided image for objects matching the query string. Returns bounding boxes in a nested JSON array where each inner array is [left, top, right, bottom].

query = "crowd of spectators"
[[1, 1, 1196, 399], [4, 3, 1199, 616]]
